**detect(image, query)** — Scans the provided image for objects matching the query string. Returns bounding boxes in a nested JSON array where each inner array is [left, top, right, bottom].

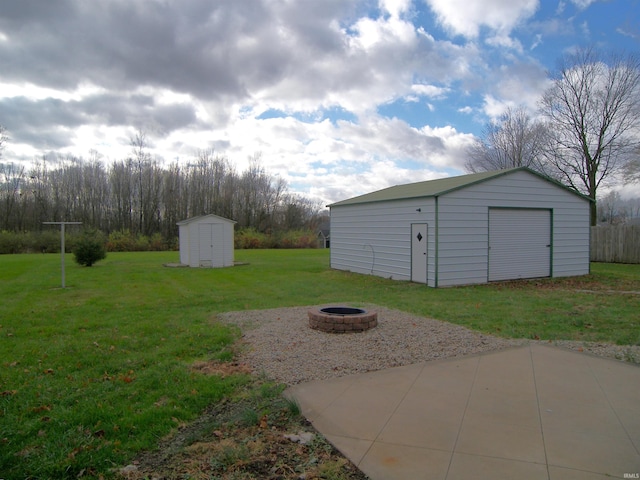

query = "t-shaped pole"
[[42, 222, 82, 288]]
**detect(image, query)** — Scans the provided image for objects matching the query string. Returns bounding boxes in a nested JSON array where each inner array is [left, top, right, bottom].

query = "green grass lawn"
[[1, 250, 639, 478]]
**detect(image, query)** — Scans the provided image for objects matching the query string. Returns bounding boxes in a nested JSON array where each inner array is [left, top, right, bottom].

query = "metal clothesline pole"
[[42, 222, 82, 288]]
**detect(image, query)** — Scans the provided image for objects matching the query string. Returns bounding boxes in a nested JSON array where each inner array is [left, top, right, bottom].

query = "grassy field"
[[1, 250, 639, 478]]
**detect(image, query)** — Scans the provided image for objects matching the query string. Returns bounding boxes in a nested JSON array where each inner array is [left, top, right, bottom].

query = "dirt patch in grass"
[[487, 271, 640, 293], [190, 360, 253, 377], [118, 374, 369, 480]]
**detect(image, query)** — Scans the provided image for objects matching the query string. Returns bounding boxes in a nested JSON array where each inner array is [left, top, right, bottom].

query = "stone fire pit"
[[308, 306, 378, 333]]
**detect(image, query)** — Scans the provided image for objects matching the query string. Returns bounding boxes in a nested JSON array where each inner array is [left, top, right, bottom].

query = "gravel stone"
[[217, 305, 639, 386]]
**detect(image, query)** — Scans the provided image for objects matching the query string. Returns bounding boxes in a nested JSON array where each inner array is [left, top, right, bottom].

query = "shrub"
[[235, 228, 270, 249], [234, 228, 319, 249], [0, 231, 23, 254], [106, 230, 136, 252], [276, 230, 317, 249], [148, 233, 166, 251], [73, 230, 107, 267], [30, 230, 65, 253], [134, 234, 150, 251]]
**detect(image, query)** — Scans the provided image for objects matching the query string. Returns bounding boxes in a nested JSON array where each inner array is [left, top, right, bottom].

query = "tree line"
[[0, 139, 325, 245]]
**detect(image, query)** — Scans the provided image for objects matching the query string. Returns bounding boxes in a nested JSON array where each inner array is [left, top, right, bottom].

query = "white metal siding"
[[330, 199, 436, 283], [211, 224, 226, 267], [436, 170, 589, 287], [188, 223, 201, 267], [178, 225, 189, 265], [435, 200, 490, 287], [488, 209, 551, 281]]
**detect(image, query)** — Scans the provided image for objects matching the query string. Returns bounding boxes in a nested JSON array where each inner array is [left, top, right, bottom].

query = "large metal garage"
[[329, 167, 591, 287]]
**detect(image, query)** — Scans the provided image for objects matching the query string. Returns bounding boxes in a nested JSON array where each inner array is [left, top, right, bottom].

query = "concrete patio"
[[286, 344, 640, 479]]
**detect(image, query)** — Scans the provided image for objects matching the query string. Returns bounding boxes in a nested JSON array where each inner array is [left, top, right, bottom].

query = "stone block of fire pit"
[[308, 307, 378, 333]]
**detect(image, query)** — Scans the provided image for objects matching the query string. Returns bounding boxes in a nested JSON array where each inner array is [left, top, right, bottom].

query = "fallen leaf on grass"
[[190, 360, 252, 377], [68, 447, 82, 459], [31, 405, 51, 413], [0, 390, 17, 396], [259, 415, 268, 429]]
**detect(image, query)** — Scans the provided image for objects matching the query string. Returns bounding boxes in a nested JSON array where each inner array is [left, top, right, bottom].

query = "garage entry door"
[[488, 208, 551, 282]]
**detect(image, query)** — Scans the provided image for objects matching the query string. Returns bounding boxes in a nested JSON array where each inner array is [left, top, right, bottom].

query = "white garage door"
[[489, 209, 551, 282]]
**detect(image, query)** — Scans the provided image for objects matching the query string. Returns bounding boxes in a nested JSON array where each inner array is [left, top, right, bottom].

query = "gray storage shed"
[[177, 214, 236, 268], [329, 167, 591, 287]]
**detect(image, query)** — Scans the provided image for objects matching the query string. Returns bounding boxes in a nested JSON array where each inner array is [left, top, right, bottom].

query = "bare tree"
[[0, 125, 7, 160], [465, 106, 548, 173], [130, 129, 152, 234], [109, 159, 135, 231], [237, 153, 268, 229], [623, 146, 640, 184], [278, 194, 322, 230], [160, 161, 187, 240], [598, 190, 624, 224], [539, 47, 640, 225], [0, 162, 25, 230], [28, 156, 52, 227], [79, 152, 109, 228], [186, 149, 232, 217]]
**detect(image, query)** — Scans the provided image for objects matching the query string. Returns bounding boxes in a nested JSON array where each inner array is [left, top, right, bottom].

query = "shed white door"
[[411, 223, 428, 283], [198, 224, 224, 267], [488, 209, 551, 281]]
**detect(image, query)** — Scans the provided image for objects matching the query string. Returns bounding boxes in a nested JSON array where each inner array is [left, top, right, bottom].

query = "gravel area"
[[216, 304, 640, 385]]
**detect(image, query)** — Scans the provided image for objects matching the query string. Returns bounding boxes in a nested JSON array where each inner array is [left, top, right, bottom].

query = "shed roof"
[[328, 167, 591, 207], [176, 214, 236, 226]]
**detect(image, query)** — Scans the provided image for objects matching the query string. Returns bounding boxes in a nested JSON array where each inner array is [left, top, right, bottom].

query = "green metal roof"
[[328, 167, 591, 207]]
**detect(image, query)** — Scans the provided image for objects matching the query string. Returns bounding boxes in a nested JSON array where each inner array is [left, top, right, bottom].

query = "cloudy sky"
[[1, 0, 638, 205]]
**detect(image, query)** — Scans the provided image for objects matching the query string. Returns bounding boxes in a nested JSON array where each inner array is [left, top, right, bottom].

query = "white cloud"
[[426, 0, 539, 41], [530, 33, 542, 50], [580, 20, 590, 37], [411, 84, 449, 98], [379, 0, 412, 17], [486, 33, 524, 52], [482, 94, 513, 120], [569, 0, 597, 8], [0, 82, 106, 102], [348, 12, 418, 51], [193, 111, 474, 204]]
